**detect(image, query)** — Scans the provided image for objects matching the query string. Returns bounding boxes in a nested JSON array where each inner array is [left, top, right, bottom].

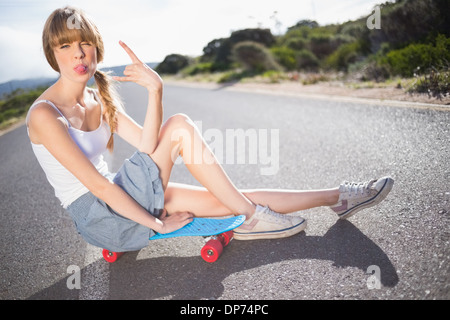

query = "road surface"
[[0, 82, 448, 300]]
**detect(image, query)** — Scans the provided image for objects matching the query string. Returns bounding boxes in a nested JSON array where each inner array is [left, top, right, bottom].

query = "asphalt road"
[[0, 82, 448, 301]]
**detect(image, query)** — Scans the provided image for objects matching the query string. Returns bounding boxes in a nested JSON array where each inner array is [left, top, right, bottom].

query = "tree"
[[200, 38, 232, 70], [229, 28, 276, 48], [155, 54, 191, 74], [200, 28, 276, 70]]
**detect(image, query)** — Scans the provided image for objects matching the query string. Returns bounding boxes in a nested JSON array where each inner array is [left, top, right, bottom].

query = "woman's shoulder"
[[28, 92, 57, 120], [26, 100, 66, 144], [26, 101, 64, 132], [29, 85, 58, 110], [27, 87, 67, 130]]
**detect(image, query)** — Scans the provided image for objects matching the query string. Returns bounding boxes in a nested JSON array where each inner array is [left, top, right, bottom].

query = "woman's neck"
[[53, 76, 89, 108]]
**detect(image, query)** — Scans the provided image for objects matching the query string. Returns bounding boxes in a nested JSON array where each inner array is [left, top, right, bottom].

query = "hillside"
[[156, 0, 449, 100]]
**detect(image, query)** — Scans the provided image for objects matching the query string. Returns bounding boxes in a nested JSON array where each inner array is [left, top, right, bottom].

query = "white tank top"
[[27, 92, 111, 208]]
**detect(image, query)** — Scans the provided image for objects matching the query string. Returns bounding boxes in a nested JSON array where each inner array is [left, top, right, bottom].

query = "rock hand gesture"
[[113, 40, 163, 93]]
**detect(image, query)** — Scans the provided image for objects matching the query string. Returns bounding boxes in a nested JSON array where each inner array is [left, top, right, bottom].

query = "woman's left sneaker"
[[233, 205, 307, 240], [330, 176, 394, 219]]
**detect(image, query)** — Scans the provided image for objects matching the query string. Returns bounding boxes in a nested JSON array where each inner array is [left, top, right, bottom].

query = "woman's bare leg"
[[149, 114, 256, 217], [150, 113, 339, 218], [150, 114, 339, 218], [164, 182, 339, 217]]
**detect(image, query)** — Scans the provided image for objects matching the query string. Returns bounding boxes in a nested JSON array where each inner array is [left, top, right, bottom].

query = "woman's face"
[[53, 40, 97, 82]]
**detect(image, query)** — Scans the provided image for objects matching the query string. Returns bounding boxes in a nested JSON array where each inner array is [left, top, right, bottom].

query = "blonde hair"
[[42, 6, 122, 151]]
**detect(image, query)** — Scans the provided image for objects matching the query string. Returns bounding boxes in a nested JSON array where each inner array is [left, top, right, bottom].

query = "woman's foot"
[[233, 205, 307, 240], [330, 176, 394, 219]]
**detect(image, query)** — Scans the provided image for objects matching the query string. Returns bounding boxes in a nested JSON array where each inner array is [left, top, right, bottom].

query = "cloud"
[[0, 26, 58, 82]]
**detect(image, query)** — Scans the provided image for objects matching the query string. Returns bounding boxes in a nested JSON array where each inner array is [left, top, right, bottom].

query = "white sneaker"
[[233, 205, 307, 240], [330, 176, 394, 219]]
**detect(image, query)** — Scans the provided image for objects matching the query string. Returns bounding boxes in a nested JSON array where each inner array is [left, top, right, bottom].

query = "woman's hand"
[[113, 41, 163, 93], [155, 210, 194, 234]]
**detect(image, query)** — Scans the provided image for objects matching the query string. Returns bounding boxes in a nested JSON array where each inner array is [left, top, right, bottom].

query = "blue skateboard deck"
[[150, 215, 246, 240], [102, 215, 246, 263]]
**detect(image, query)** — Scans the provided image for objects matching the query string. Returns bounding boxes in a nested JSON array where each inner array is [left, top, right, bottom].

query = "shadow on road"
[[212, 81, 239, 91], [28, 220, 398, 299]]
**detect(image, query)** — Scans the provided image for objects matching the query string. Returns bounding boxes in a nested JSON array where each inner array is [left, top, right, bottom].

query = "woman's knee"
[[165, 113, 195, 130], [163, 113, 197, 146]]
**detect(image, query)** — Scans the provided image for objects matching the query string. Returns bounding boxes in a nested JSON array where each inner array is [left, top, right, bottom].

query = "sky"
[[0, 0, 386, 83]]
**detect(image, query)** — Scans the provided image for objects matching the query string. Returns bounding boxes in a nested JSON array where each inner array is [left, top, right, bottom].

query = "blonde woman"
[[26, 6, 393, 252]]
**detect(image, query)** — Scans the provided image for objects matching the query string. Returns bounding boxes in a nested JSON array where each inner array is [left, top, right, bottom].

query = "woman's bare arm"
[[113, 41, 163, 154], [27, 103, 192, 233]]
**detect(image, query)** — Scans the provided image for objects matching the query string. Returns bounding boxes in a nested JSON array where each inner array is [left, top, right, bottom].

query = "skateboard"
[[102, 215, 245, 263]]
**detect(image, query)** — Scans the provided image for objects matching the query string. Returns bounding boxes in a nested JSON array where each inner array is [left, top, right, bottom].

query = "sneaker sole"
[[233, 218, 307, 240], [338, 177, 394, 220]]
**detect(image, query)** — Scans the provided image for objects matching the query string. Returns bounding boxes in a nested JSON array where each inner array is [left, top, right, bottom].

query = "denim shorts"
[[66, 151, 165, 252]]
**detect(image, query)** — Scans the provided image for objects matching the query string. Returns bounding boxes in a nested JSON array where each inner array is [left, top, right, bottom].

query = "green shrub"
[[181, 62, 213, 76], [232, 41, 281, 73], [309, 34, 336, 59], [270, 47, 297, 71], [283, 37, 307, 51], [371, 0, 449, 51], [360, 60, 390, 82], [0, 87, 47, 126], [381, 34, 450, 77], [295, 50, 320, 71], [325, 41, 362, 71], [408, 68, 449, 99], [339, 20, 368, 40], [384, 44, 435, 77]]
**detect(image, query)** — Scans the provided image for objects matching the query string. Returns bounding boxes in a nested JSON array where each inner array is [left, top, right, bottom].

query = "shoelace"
[[341, 180, 375, 196], [259, 206, 291, 223]]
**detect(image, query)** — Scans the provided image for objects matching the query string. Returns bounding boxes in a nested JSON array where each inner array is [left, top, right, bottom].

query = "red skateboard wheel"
[[221, 231, 234, 246], [102, 249, 124, 263], [201, 239, 224, 263]]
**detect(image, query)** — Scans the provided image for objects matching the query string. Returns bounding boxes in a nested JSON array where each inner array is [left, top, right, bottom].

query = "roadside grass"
[[0, 86, 47, 132], [163, 70, 441, 96]]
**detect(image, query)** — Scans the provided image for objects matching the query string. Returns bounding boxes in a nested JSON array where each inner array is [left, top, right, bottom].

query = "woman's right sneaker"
[[233, 205, 307, 240], [330, 176, 394, 219]]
